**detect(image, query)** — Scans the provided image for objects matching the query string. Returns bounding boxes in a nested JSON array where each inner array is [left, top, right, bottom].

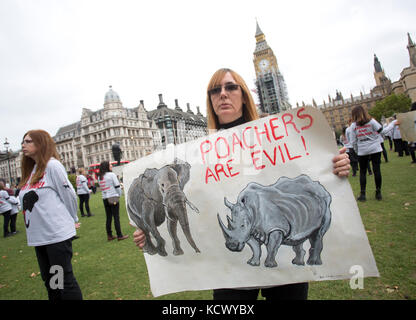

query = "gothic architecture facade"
[[299, 33, 416, 134], [253, 21, 291, 115]]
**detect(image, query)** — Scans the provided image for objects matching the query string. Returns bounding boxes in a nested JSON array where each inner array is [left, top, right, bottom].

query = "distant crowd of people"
[[339, 102, 416, 202]]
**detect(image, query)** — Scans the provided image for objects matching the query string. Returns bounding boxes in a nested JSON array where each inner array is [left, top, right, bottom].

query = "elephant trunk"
[[177, 204, 201, 253]]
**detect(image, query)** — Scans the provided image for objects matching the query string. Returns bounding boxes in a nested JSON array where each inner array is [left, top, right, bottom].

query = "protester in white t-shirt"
[[349, 106, 383, 201], [76, 168, 93, 217], [98, 161, 128, 241], [18, 129, 82, 300]]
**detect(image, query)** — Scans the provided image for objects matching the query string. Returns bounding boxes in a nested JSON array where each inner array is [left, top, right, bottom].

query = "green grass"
[[0, 148, 415, 300]]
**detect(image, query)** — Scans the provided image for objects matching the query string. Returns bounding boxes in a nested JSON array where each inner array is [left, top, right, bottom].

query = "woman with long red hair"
[[18, 129, 83, 300]]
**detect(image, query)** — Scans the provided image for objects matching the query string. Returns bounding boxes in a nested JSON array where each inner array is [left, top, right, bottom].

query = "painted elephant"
[[127, 158, 200, 256], [217, 175, 332, 268]]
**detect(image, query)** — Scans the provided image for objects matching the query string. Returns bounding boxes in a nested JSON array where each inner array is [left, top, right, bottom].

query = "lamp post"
[[131, 136, 135, 160], [3, 138, 12, 185]]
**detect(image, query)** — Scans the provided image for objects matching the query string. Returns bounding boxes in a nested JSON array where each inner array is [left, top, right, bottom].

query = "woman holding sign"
[[133, 68, 351, 300]]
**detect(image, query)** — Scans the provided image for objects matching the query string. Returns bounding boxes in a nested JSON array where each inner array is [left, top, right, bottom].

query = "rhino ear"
[[224, 197, 234, 210]]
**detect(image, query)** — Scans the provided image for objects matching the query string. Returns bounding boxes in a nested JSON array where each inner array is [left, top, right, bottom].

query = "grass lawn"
[[0, 148, 415, 300]]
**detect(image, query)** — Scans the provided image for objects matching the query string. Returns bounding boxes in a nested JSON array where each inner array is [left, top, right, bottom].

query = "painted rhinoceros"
[[127, 158, 200, 256], [217, 175, 332, 268]]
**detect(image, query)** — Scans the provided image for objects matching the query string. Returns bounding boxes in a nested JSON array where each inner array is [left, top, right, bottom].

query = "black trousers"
[[213, 283, 309, 300], [347, 148, 358, 176], [78, 193, 91, 216], [103, 199, 123, 237], [9, 213, 17, 233], [387, 136, 393, 150], [410, 145, 416, 162], [393, 139, 409, 157], [2, 210, 11, 237], [381, 142, 388, 162], [35, 239, 83, 300], [358, 152, 382, 192]]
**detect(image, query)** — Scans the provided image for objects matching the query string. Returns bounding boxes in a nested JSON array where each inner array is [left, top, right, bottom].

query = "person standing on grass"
[[76, 168, 93, 217], [406, 102, 416, 163], [8, 187, 20, 236], [343, 121, 358, 177], [98, 160, 129, 242], [18, 129, 83, 300], [0, 181, 19, 237], [132, 67, 351, 300], [383, 115, 410, 158], [349, 106, 383, 201]]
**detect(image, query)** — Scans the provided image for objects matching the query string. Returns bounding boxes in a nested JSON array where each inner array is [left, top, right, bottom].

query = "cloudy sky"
[[1, 0, 415, 151]]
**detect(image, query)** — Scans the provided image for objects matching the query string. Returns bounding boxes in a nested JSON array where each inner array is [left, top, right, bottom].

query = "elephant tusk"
[[163, 203, 174, 222], [186, 198, 200, 213]]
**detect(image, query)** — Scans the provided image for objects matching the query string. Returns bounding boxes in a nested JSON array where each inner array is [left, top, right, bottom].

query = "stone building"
[[253, 21, 291, 115], [0, 150, 21, 186], [147, 94, 207, 148], [53, 86, 207, 173], [300, 33, 416, 133], [54, 86, 161, 173], [390, 33, 416, 101]]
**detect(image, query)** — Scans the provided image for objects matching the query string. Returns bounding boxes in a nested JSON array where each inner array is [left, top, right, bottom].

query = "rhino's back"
[[243, 176, 331, 241]]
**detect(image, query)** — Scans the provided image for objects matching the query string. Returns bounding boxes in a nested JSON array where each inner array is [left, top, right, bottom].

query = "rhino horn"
[[224, 197, 234, 210], [226, 215, 236, 230], [217, 213, 233, 239]]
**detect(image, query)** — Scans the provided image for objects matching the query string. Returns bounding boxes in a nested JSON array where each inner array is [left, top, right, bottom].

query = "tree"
[[369, 93, 411, 122], [68, 174, 77, 190]]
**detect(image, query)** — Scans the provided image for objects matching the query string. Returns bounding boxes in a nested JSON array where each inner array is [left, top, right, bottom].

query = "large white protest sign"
[[123, 106, 379, 297], [397, 110, 416, 142]]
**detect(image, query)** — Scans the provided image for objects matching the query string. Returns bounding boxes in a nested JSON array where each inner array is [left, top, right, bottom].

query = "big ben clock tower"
[[253, 21, 290, 114]]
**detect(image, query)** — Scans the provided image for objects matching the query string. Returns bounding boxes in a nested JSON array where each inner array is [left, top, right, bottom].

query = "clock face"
[[259, 59, 269, 71]]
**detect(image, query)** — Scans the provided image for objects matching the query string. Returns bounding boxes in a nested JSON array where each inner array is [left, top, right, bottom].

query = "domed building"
[[54, 86, 161, 173], [53, 86, 207, 174]]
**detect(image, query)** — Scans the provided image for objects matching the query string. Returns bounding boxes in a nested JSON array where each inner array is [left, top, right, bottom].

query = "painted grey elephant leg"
[[307, 230, 323, 265], [265, 230, 283, 268], [144, 210, 167, 256], [178, 212, 200, 253], [292, 242, 306, 265], [246, 237, 261, 266], [167, 219, 184, 255], [142, 229, 158, 255], [138, 203, 158, 255]]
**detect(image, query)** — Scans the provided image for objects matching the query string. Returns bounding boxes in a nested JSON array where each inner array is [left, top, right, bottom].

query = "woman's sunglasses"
[[208, 83, 240, 97], [21, 139, 34, 145]]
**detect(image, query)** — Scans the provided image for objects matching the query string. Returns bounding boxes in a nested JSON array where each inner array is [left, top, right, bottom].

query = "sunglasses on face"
[[208, 83, 241, 97], [21, 139, 33, 145]]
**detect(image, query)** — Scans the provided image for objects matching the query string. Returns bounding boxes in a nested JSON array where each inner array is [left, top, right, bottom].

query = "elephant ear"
[[169, 158, 191, 190]]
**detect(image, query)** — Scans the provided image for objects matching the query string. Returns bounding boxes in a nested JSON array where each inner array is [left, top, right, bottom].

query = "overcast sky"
[[1, 0, 415, 151]]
